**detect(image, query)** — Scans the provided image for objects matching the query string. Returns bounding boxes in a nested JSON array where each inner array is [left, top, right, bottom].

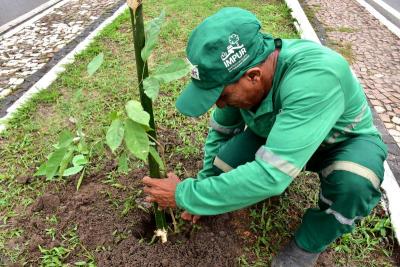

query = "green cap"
[[176, 7, 276, 117]]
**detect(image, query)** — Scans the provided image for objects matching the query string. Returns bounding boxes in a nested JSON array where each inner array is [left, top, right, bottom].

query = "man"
[[143, 7, 387, 266]]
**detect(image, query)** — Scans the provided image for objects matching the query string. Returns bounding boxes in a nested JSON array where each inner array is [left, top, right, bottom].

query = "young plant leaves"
[[125, 100, 150, 128], [153, 58, 191, 83], [58, 148, 75, 177], [144, 59, 190, 100], [143, 77, 160, 101], [149, 146, 165, 171], [124, 119, 149, 161], [106, 119, 125, 152], [63, 165, 84, 176], [45, 147, 69, 180], [34, 162, 48, 177], [72, 154, 88, 166], [87, 52, 104, 76], [57, 130, 74, 148], [141, 10, 165, 62]]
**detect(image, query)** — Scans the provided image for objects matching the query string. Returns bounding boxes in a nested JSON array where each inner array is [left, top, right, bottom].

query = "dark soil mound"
[[16, 164, 247, 266]]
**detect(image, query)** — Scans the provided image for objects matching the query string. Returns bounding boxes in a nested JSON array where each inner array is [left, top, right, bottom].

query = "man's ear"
[[244, 67, 262, 81]]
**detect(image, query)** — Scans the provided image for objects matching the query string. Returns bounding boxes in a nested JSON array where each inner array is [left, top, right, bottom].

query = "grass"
[[0, 0, 396, 266], [327, 40, 355, 64], [325, 26, 357, 33]]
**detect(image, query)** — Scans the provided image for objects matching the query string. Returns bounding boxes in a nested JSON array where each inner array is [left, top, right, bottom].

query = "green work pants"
[[210, 128, 387, 253]]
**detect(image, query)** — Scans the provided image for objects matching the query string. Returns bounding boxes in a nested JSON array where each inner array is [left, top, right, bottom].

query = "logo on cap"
[[221, 34, 249, 72], [188, 59, 200, 80]]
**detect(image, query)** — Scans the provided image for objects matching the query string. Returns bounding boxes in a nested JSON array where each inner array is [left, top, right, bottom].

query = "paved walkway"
[[301, 0, 400, 180], [0, 0, 123, 112]]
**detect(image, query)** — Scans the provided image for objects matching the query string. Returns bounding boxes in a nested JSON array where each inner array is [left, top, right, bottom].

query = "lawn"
[[0, 0, 397, 266]]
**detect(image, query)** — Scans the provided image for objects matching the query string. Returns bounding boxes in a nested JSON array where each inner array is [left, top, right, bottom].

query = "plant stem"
[[129, 4, 167, 232]]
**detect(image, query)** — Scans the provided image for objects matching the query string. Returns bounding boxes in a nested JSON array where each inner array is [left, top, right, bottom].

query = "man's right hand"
[[181, 211, 201, 224]]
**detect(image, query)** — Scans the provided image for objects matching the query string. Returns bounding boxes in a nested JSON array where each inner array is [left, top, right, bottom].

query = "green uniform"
[[175, 39, 387, 252]]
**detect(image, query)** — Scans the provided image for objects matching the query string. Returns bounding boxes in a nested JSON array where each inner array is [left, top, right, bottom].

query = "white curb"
[[0, 3, 129, 133], [284, 0, 400, 244]]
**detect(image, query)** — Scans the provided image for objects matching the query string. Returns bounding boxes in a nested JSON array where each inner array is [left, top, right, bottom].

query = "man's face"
[[216, 72, 266, 109]]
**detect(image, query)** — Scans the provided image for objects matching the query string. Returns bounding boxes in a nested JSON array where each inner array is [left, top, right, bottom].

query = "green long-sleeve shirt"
[[175, 39, 380, 215]]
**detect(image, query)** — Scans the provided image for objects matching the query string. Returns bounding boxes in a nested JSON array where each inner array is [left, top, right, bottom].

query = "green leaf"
[[124, 119, 149, 161], [72, 154, 88, 166], [118, 152, 130, 173], [34, 162, 48, 176], [58, 148, 75, 177], [57, 130, 74, 148], [76, 167, 86, 191], [45, 147, 69, 180], [153, 58, 191, 83], [77, 139, 89, 154], [143, 77, 160, 101], [63, 165, 84, 176], [141, 10, 165, 61], [125, 100, 150, 128], [149, 146, 165, 171], [87, 52, 104, 76], [106, 119, 125, 152]]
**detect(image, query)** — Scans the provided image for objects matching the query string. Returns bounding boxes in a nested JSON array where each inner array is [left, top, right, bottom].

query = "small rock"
[[388, 129, 400, 137], [0, 88, 12, 98], [392, 116, 400, 125], [16, 175, 31, 184], [31, 193, 60, 212], [219, 230, 226, 237], [374, 106, 385, 113]]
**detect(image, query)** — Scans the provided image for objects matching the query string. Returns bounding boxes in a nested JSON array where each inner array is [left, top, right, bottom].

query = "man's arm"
[[197, 106, 245, 179]]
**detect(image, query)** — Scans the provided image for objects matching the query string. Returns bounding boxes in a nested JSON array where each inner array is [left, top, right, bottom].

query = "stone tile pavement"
[[0, 0, 124, 115], [301, 0, 400, 181]]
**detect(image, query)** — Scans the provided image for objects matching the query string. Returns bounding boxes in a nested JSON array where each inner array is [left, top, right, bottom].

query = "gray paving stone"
[[302, 0, 400, 180], [0, 0, 117, 97]]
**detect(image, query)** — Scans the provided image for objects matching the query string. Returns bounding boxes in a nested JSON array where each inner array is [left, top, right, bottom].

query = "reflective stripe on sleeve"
[[325, 104, 367, 144], [255, 147, 301, 178], [209, 118, 243, 135], [319, 192, 333, 206], [326, 208, 362, 226], [321, 161, 380, 190], [213, 156, 233, 173]]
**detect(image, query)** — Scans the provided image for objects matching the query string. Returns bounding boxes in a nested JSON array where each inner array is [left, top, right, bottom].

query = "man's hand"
[[142, 172, 181, 209], [181, 211, 201, 224]]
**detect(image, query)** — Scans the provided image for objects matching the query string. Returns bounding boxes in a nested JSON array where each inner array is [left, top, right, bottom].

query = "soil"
[[8, 126, 250, 266]]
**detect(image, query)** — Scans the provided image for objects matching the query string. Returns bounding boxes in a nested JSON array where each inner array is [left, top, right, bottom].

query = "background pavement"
[[0, 0, 124, 116], [300, 0, 400, 181]]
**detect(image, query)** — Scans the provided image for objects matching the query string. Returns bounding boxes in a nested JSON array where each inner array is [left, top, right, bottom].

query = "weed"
[[39, 245, 70, 266], [45, 228, 57, 241], [325, 26, 357, 33], [327, 40, 355, 64]]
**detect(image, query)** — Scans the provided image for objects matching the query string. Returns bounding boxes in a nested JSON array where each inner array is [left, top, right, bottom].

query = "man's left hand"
[[142, 172, 181, 208]]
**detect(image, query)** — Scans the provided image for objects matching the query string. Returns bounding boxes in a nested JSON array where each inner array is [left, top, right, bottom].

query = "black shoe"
[[271, 239, 320, 267]]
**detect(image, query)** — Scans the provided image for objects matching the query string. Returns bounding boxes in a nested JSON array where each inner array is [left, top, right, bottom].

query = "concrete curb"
[[0, 3, 129, 132], [284, 0, 400, 244]]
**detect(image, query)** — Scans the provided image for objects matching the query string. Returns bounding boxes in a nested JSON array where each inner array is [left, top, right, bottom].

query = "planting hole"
[[133, 212, 174, 241]]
